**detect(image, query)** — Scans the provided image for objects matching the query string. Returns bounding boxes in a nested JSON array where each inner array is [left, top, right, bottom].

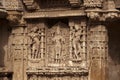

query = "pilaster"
[[87, 20, 108, 80]]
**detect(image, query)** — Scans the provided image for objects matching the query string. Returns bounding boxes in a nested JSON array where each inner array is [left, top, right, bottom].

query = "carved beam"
[[86, 8, 120, 21], [24, 9, 85, 19]]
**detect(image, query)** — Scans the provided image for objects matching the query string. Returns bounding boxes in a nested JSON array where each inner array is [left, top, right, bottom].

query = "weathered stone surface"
[[0, 0, 120, 80]]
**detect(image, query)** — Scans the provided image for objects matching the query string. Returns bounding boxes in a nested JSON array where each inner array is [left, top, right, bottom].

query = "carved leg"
[[73, 44, 78, 59]]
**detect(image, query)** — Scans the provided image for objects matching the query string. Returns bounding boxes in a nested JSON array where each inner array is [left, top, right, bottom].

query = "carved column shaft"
[[87, 22, 108, 80], [11, 26, 27, 80]]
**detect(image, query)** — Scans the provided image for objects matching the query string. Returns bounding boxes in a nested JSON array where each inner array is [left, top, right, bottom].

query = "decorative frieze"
[[84, 0, 103, 7], [3, 0, 23, 10], [27, 75, 88, 80], [69, 18, 87, 68]]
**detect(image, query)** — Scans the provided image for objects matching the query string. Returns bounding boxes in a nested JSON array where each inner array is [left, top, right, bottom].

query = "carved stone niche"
[[69, 0, 83, 7], [47, 22, 69, 67], [7, 11, 23, 25]]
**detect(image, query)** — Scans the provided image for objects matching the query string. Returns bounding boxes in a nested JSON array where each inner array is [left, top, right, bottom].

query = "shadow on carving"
[[107, 20, 120, 80]]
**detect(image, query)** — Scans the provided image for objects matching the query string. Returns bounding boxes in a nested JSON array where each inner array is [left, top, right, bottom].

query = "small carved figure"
[[52, 27, 65, 62], [72, 26, 82, 59], [28, 27, 41, 59]]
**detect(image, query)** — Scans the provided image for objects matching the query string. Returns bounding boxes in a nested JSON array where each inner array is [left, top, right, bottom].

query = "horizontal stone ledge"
[[26, 70, 88, 76], [23, 9, 86, 19], [26, 67, 88, 76]]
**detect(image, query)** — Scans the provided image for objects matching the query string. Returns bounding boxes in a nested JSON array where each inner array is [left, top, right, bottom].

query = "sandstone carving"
[[0, 0, 120, 80]]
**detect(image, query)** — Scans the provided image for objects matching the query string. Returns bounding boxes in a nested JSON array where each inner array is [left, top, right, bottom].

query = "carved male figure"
[[28, 27, 41, 59]]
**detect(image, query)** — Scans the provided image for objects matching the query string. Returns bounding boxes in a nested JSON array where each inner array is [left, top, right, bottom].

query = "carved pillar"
[[11, 26, 27, 80], [87, 21, 108, 80]]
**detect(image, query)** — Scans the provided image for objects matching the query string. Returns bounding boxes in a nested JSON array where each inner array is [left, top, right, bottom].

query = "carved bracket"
[[7, 11, 24, 25], [86, 8, 120, 21], [69, 0, 82, 7], [23, 0, 37, 10]]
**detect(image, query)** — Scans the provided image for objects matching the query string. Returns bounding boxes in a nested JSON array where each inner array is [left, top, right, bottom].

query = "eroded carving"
[[71, 25, 82, 59], [84, 0, 103, 7], [28, 26, 45, 59], [23, 0, 37, 10], [47, 22, 69, 65], [52, 26, 65, 63], [88, 24, 108, 80], [28, 27, 41, 59], [70, 20, 86, 61]]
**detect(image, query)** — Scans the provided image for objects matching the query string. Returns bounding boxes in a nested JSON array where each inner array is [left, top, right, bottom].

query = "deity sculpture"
[[52, 26, 65, 62]]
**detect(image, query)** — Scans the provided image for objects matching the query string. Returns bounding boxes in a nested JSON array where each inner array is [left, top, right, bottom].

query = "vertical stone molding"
[[87, 22, 108, 80]]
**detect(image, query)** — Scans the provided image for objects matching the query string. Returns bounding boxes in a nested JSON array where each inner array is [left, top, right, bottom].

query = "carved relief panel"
[[26, 19, 88, 80], [46, 22, 69, 66], [69, 18, 87, 68], [26, 19, 88, 68], [27, 21, 46, 68]]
